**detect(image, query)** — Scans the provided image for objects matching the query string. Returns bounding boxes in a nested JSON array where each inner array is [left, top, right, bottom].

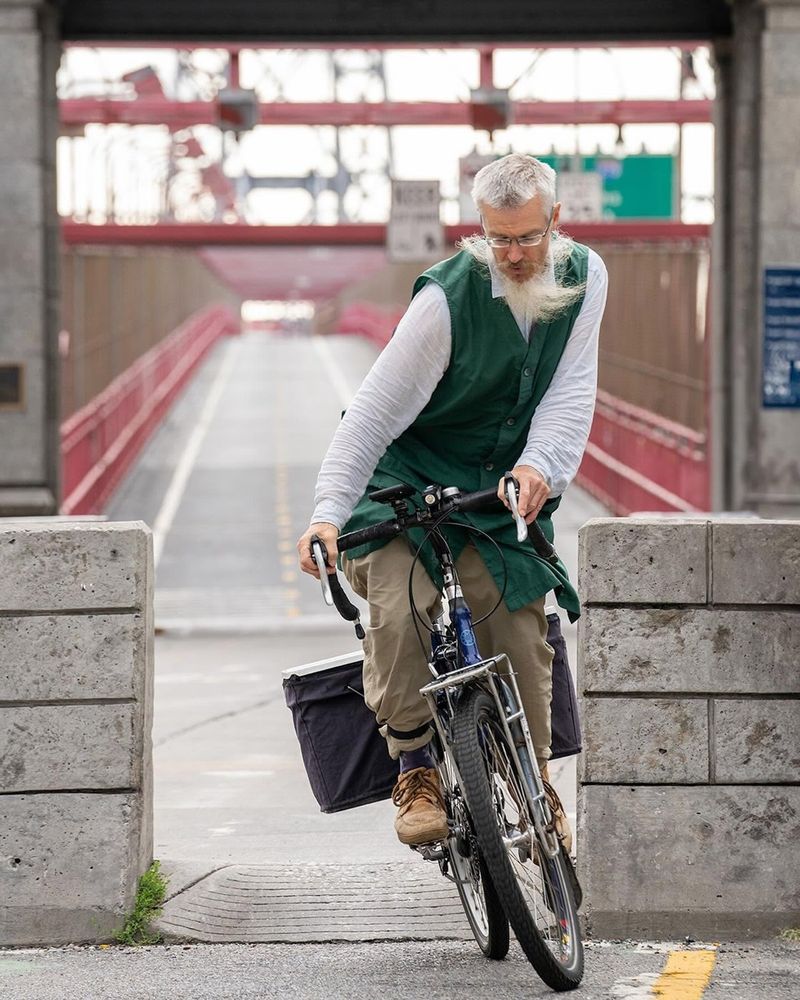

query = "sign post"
[[458, 152, 496, 223], [387, 180, 444, 262], [556, 172, 603, 222]]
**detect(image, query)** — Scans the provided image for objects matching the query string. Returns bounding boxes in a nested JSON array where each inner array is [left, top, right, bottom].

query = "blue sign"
[[763, 267, 800, 408]]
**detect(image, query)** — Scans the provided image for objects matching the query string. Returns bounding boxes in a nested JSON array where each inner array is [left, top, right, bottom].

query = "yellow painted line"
[[652, 949, 717, 999]]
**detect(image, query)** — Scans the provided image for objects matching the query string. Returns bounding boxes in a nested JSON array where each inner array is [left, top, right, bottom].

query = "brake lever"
[[503, 473, 529, 543], [310, 534, 366, 640], [310, 537, 334, 606]]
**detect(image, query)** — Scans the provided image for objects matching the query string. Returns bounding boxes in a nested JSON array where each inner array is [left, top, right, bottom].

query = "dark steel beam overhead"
[[58, 2, 733, 43]]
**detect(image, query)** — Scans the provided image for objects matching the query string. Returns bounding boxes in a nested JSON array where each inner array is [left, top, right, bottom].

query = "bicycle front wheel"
[[453, 687, 583, 991], [446, 786, 509, 959]]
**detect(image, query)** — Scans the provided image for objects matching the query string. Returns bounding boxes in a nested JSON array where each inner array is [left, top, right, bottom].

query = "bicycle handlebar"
[[337, 482, 559, 567], [311, 481, 559, 638]]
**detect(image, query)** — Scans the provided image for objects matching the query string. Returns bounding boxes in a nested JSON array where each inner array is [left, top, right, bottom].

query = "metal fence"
[[60, 247, 239, 419]]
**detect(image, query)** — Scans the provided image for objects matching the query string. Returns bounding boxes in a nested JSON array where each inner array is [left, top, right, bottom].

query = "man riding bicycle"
[[298, 152, 608, 849]]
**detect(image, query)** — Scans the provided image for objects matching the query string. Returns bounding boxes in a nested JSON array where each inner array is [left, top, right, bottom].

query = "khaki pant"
[[342, 536, 554, 767]]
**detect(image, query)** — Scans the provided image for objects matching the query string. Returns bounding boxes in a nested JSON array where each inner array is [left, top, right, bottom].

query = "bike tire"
[[453, 687, 584, 991], [446, 811, 510, 959]]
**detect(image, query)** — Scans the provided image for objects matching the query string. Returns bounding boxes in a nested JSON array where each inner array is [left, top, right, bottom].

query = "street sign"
[[388, 180, 444, 262], [459, 152, 496, 223], [763, 266, 800, 408], [540, 154, 676, 220], [556, 171, 603, 222]]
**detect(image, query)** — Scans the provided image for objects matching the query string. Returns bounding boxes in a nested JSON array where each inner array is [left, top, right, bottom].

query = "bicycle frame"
[[418, 532, 560, 862]]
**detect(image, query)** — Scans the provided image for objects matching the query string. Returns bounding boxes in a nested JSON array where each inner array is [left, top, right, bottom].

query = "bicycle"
[[310, 476, 584, 992]]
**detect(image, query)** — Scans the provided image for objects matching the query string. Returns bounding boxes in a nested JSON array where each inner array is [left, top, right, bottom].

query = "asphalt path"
[[2, 940, 798, 999]]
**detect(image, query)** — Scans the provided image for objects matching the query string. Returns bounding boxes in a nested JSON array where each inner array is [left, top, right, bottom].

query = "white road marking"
[[151, 338, 242, 568], [311, 335, 357, 409], [609, 972, 660, 998]]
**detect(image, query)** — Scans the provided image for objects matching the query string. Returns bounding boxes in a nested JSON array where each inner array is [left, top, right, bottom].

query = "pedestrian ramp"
[[156, 863, 474, 943]]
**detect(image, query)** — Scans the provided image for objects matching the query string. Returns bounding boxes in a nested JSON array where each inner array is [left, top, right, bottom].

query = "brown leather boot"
[[392, 767, 449, 845], [540, 764, 573, 855]]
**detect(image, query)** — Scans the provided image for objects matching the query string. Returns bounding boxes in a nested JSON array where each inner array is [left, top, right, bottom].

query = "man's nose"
[[507, 241, 523, 263]]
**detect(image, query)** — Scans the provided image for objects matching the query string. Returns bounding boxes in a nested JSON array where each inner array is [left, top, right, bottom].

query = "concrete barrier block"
[[0, 792, 146, 946], [715, 699, 800, 783], [579, 785, 800, 939], [580, 607, 800, 694], [0, 522, 149, 611], [579, 518, 708, 605], [0, 614, 143, 701], [711, 521, 800, 604], [581, 698, 708, 783], [0, 705, 137, 792]]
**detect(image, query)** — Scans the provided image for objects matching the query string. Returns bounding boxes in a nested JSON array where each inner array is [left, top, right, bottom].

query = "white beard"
[[458, 234, 587, 326]]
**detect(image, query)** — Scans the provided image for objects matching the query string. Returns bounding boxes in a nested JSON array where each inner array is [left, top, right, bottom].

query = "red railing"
[[336, 301, 403, 348], [577, 389, 709, 514], [61, 304, 238, 515]]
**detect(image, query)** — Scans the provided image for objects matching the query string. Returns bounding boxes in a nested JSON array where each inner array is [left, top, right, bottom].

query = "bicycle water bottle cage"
[[368, 483, 415, 510]]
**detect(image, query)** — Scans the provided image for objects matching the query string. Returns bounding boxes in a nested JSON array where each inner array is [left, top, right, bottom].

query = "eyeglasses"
[[482, 213, 553, 249]]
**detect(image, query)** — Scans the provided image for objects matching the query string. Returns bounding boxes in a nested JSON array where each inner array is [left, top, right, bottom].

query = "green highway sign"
[[540, 154, 676, 220]]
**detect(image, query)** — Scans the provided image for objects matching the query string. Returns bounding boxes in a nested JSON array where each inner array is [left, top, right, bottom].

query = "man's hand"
[[297, 522, 339, 578], [497, 465, 550, 524]]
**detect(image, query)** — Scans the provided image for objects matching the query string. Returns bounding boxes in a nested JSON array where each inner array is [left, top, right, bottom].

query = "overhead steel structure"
[[2, 0, 799, 523], [56, 2, 732, 42]]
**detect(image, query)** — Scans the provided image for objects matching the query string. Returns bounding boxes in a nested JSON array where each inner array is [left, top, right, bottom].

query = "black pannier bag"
[[283, 652, 399, 814], [283, 612, 582, 813], [546, 607, 583, 760]]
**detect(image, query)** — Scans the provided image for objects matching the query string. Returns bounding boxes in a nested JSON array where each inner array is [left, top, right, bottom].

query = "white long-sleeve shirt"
[[312, 248, 608, 529]]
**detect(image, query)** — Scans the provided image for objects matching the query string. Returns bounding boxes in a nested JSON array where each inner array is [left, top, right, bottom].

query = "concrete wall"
[[0, 520, 153, 945], [0, 1, 61, 516], [713, 0, 800, 515], [577, 517, 800, 939]]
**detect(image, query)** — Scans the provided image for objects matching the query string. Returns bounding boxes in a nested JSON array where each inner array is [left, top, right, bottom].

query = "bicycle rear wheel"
[[453, 687, 583, 991]]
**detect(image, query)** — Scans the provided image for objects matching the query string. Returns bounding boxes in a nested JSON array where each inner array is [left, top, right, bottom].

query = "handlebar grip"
[[457, 487, 503, 513], [337, 520, 402, 552], [528, 520, 560, 566]]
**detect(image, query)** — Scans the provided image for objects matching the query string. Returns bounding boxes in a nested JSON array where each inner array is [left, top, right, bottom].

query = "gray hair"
[[471, 153, 556, 213]]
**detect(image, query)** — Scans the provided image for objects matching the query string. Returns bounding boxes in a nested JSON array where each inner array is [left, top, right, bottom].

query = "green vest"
[[342, 243, 590, 621]]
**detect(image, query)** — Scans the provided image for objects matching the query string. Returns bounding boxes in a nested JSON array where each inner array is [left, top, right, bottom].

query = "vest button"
[[523, 367, 532, 377], [506, 417, 516, 426], [484, 462, 494, 471]]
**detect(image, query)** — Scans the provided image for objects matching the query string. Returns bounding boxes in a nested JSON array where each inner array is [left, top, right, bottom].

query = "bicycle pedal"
[[411, 842, 446, 861]]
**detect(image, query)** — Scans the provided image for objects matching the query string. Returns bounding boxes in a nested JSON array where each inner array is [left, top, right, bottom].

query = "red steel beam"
[[62, 221, 711, 247], [60, 97, 712, 129]]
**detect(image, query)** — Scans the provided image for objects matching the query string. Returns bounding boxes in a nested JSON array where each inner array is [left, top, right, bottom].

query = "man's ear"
[[552, 202, 561, 229]]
